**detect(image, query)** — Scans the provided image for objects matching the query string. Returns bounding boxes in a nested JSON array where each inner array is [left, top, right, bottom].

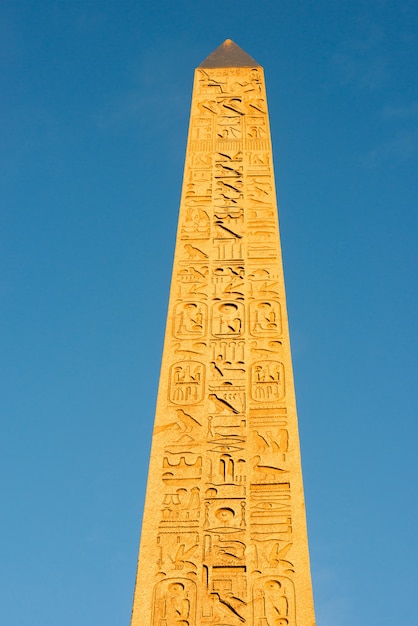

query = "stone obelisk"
[[130, 40, 316, 626]]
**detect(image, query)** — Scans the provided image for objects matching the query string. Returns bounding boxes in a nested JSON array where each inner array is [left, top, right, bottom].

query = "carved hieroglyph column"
[[130, 40, 316, 626]]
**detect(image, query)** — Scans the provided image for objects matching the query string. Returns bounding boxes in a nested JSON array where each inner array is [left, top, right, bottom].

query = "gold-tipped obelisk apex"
[[130, 39, 316, 626]]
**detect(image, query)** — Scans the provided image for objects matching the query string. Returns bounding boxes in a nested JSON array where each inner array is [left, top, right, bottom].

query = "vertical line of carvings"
[[194, 66, 249, 625], [244, 71, 296, 626]]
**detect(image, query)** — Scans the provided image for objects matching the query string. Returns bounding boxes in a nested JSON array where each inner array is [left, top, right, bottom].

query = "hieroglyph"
[[130, 40, 316, 626]]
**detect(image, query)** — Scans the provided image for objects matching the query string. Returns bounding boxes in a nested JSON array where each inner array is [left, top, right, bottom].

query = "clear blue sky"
[[1, 2, 417, 624]]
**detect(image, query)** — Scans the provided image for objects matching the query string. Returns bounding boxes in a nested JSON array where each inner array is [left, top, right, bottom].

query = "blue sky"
[[1, 1, 417, 624]]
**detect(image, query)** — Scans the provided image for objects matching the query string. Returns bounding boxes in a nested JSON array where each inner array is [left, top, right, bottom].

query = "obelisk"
[[130, 40, 316, 626]]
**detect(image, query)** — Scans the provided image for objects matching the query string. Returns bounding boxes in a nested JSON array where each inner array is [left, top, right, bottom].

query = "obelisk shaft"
[[131, 40, 316, 626]]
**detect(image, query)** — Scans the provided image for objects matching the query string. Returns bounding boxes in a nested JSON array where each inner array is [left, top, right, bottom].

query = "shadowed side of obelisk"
[[130, 40, 316, 626]]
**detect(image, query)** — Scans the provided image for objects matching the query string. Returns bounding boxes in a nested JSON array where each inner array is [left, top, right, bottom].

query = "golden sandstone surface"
[[130, 40, 316, 626]]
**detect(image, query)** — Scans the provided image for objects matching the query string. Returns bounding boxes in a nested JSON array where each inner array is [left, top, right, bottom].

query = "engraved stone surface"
[[130, 40, 316, 626]]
